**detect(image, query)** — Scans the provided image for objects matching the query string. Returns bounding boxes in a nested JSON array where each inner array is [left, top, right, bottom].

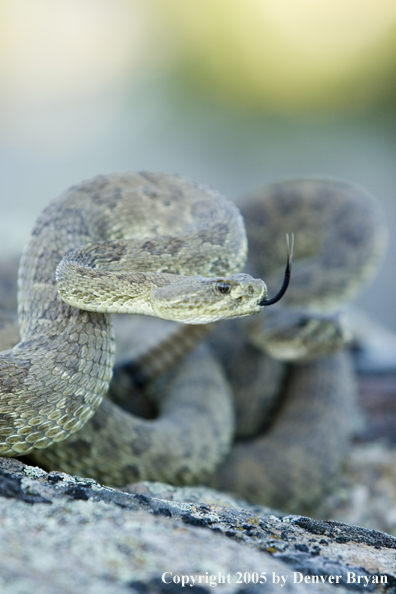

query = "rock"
[[1, 458, 395, 593]]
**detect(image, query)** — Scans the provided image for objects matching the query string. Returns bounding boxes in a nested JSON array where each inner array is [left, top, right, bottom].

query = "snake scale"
[[0, 173, 386, 511]]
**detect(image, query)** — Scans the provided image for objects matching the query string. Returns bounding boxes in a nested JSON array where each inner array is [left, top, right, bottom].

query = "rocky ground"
[[1, 457, 396, 594]]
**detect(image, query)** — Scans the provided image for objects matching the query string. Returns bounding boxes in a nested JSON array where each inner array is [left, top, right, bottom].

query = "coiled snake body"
[[0, 173, 267, 472], [0, 174, 386, 510]]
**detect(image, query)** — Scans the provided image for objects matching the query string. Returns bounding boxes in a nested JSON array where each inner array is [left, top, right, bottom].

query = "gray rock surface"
[[1, 458, 395, 593]]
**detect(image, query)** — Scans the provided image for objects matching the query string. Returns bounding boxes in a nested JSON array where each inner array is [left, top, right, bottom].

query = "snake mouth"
[[259, 233, 294, 307]]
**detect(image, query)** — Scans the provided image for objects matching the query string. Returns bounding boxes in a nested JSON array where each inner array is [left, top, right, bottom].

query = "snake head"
[[150, 273, 267, 324]]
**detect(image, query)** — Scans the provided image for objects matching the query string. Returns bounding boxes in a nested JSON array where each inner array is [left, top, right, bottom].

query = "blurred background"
[[1, 0, 396, 329]]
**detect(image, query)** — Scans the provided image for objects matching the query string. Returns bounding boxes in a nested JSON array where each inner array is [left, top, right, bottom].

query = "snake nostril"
[[248, 285, 254, 296]]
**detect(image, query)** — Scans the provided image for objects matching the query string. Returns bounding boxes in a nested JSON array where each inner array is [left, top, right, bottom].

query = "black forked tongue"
[[259, 233, 294, 307]]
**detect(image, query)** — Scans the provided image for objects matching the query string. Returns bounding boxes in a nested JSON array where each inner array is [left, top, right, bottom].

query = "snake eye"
[[216, 281, 231, 294]]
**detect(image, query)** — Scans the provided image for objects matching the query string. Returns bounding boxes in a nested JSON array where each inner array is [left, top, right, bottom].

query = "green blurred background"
[[1, 0, 396, 328]]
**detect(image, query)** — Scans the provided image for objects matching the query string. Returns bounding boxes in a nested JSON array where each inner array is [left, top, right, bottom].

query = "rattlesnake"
[[0, 172, 291, 485], [0, 173, 386, 510]]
